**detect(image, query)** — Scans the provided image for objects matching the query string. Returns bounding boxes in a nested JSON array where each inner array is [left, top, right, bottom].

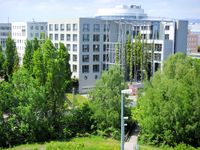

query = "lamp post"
[[121, 89, 132, 150]]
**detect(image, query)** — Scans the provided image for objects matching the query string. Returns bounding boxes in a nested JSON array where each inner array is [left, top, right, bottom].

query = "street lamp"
[[121, 89, 132, 150]]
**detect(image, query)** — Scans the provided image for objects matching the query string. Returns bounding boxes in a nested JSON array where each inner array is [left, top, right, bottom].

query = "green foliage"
[[4, 35, 19, 79], [0, 45, 5, 77], [115, 42, 120, 64], [23, 40, 34, 73], [133, 53, 200, 147], [198, 46, 200, 52], [89, 65, 126, 138]]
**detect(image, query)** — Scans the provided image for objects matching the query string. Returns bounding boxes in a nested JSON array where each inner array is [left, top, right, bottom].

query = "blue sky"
[[1, 0, 200, 22]]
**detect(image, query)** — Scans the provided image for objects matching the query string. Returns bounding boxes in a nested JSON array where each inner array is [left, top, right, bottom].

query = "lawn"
[[4, 136, 119, 150], [66, 93, 88, 106]]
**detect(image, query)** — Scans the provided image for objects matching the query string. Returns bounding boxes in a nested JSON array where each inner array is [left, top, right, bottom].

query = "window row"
[[82, 65, 99, 73], [0, 26, 11, 30], [82, 44, 100, 52], [30, 25, 46, 30], [49, 24, 78, 31], [49, 34, 78, 41], [82, 34, 109, 42], [82, 23, 110, 32], [82, 55, 100, 62]]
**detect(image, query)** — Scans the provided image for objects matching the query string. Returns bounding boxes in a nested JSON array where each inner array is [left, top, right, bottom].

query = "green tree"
[[125, 34, 133, 81], [4, 35, 19, 79], [89, 65, 126, 135], [23, 40, 34, 72], [0, 45, 5, 77], [115, 42, 120, 64], [132, 53, 200, 147]]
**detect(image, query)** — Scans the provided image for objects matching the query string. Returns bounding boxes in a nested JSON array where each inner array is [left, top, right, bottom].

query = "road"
[[124, 125, 139, 150]]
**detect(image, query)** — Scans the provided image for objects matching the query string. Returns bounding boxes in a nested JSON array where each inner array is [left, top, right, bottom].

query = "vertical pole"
[[121, 92, 124, 150], [72, 87, 75, 108]]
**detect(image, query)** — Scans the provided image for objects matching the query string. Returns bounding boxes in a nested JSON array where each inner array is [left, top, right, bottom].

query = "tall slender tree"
[[4, 35, 19, 79], [0, 45, 5, 77], [23, 40, 34, 73]]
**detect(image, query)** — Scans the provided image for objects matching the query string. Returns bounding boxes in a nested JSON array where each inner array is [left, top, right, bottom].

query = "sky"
[[0, 0, 200, 22]]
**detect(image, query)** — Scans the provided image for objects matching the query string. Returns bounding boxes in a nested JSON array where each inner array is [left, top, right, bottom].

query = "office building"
[[12, 21, 47, 64], [0, 23, 11, 50], [48, 5, 188, 93]]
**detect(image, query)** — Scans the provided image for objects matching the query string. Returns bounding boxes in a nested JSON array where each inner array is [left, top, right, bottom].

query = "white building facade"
[[0, 23, 11, 50], [12, 22, 47, 64], [48, 5, 188, 93]]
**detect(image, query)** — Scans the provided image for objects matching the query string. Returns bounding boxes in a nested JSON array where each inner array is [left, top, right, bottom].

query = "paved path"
[[124, 125, 139, 150]]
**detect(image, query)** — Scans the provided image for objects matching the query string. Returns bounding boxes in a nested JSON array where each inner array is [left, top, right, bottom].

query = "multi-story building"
[[12, 21, 47, 64], [189, 23, 200, 45], [0, 23, 11, 50], [48, 5, 188, 93], [187, 30, 199, 53]]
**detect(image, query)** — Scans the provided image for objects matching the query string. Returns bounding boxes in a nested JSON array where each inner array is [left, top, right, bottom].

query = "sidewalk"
[[125, 125, 139, 150]]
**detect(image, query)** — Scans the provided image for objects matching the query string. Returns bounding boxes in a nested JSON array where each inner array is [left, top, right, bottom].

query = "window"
[[73, 65, 77, 72], [73, 24, 77, 31], [93, 65, 99, 72], [82, 65, 89, 73], [103, 44, 109, 51], [103, 54, 109, 62], [103, 34, 109, 42], [41, 26, 44, 30], [93, 44, 100, 52], [55, 24, 59, 31], [73, 34, 77, 41], [66, 34, 71, 41], [66, 24, 71, 31], [49, 24, 53, 31], [35, 26, 39, 30], [154, 53, 161, 61], [55, 34, 58, 40], [103, 24, 110, 32], [55, 43, 58, 49], [30, 33, 33, 37], [165, 25, 170, 30], [165, 34, 169, 40], [83, 24, 89, 32], [83, 34, 89, 42], [60, 34, 64, 41], [73, 44, 77, 51], [93, 55, 99, 62], [94, 24, 100, 32], [35, 33, 39, 38], [141, 34, 147, 39], [66, 44, 71, 51], [73, 55, 77, 62], [141, 26, 148, 30], [30, 26, 33, 30], [155, 44, 162, 51], [82, 44, 89, 52], [93, 34, 100, 42], [82, 55, 89, 62], [60, 24, 64, 31]]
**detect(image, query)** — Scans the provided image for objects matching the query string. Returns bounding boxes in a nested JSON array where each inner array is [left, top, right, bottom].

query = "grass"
[[4, 136, 119, 150], [140, 145, 172, 150], [66, 93, 88, 106]]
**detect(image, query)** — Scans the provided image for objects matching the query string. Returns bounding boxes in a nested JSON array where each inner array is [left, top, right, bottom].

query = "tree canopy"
[[132, 53, 200, 147]]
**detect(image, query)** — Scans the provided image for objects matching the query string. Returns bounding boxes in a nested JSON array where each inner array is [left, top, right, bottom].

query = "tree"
[[115, 42, 120, 64], [132, 53, 200, 147], [89, 65, 126, 135], [4, 35, 19, 79], [0, 45, 5, 77], [23, 40, 34, 73]]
